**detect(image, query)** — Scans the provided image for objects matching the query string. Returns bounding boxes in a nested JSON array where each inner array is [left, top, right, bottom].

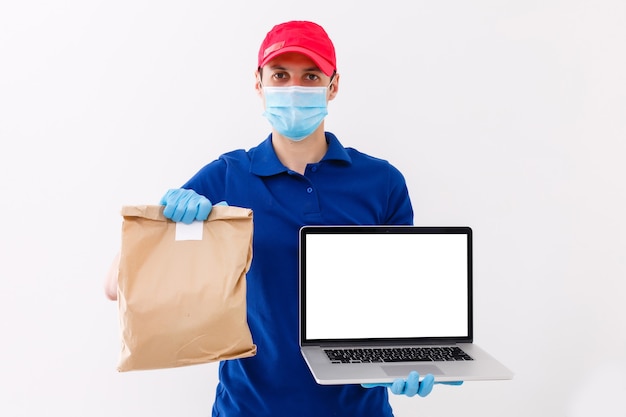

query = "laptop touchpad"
[[381, 365, 443, 377]]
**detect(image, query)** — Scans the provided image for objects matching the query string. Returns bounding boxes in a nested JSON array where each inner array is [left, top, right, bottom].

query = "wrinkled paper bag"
[[117, 204, 256, 371]]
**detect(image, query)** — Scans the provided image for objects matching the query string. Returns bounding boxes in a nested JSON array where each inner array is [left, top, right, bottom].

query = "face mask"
[[262, 86, 329, 141]]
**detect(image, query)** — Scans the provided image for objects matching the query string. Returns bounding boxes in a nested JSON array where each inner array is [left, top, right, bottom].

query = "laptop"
[[298, 225, 514, 384]]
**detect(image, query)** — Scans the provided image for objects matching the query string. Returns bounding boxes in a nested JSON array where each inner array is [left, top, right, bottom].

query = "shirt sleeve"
[[181, 157, 228, 204], [384, 163, 414, 226]]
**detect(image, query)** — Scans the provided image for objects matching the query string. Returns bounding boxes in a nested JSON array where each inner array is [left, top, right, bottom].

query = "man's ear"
[[328, 72, 340, 101], [254, 69, 263, 96]]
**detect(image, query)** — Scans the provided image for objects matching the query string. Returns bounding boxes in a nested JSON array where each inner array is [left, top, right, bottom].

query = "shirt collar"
[[250, 132, 352, 176]]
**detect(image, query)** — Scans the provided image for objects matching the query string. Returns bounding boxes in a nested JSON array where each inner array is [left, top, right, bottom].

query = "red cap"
[[258, 21, 336, 77]]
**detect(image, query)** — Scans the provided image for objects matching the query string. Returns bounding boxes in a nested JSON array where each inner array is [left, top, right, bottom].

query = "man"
[[107, 20, 459, 416]]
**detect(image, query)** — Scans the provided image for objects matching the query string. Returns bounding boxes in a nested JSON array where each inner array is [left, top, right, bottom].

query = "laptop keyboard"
[[324, 346, 473, 363]]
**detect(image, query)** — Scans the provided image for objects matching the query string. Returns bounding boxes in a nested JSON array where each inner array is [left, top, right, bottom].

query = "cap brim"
[[259, 46, 335, 77]]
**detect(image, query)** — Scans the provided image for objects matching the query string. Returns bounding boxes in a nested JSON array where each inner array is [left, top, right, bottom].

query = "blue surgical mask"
[[262, 86, 329, 141]]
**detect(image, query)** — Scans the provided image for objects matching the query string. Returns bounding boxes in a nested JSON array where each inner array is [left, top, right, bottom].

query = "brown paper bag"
[[117, 204, 256, 372]]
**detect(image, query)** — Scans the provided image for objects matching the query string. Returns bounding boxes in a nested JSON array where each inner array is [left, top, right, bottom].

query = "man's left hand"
[[362, 372, 463, 397]]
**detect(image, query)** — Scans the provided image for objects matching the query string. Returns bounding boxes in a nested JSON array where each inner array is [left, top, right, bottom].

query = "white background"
[[1, 1, 625, 416]]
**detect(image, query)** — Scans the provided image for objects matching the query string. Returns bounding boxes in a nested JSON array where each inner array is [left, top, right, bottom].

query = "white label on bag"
[[175, 221, 204, 241]]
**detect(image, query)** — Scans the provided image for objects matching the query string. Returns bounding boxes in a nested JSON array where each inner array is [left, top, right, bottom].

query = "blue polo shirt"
[[182, 132, 414, 417]]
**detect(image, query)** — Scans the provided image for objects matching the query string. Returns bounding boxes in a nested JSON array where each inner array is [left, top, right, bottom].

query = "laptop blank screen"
[[301, 227, 471, 342]]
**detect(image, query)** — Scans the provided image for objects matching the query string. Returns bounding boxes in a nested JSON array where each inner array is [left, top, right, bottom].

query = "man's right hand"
[[160, 188, 213, 224]]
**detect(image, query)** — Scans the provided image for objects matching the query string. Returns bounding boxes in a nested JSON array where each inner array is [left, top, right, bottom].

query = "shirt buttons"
[[311, 166, 318, 172], [306, 187, 313, 193]]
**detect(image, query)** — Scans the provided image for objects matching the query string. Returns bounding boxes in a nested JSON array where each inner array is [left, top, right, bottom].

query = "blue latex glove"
[[160, 188, 226, 224], [362, 372, 463, 397]]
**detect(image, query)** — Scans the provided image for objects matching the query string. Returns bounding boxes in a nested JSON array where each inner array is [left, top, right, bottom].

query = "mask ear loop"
[[328, 70, 337, 90]]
